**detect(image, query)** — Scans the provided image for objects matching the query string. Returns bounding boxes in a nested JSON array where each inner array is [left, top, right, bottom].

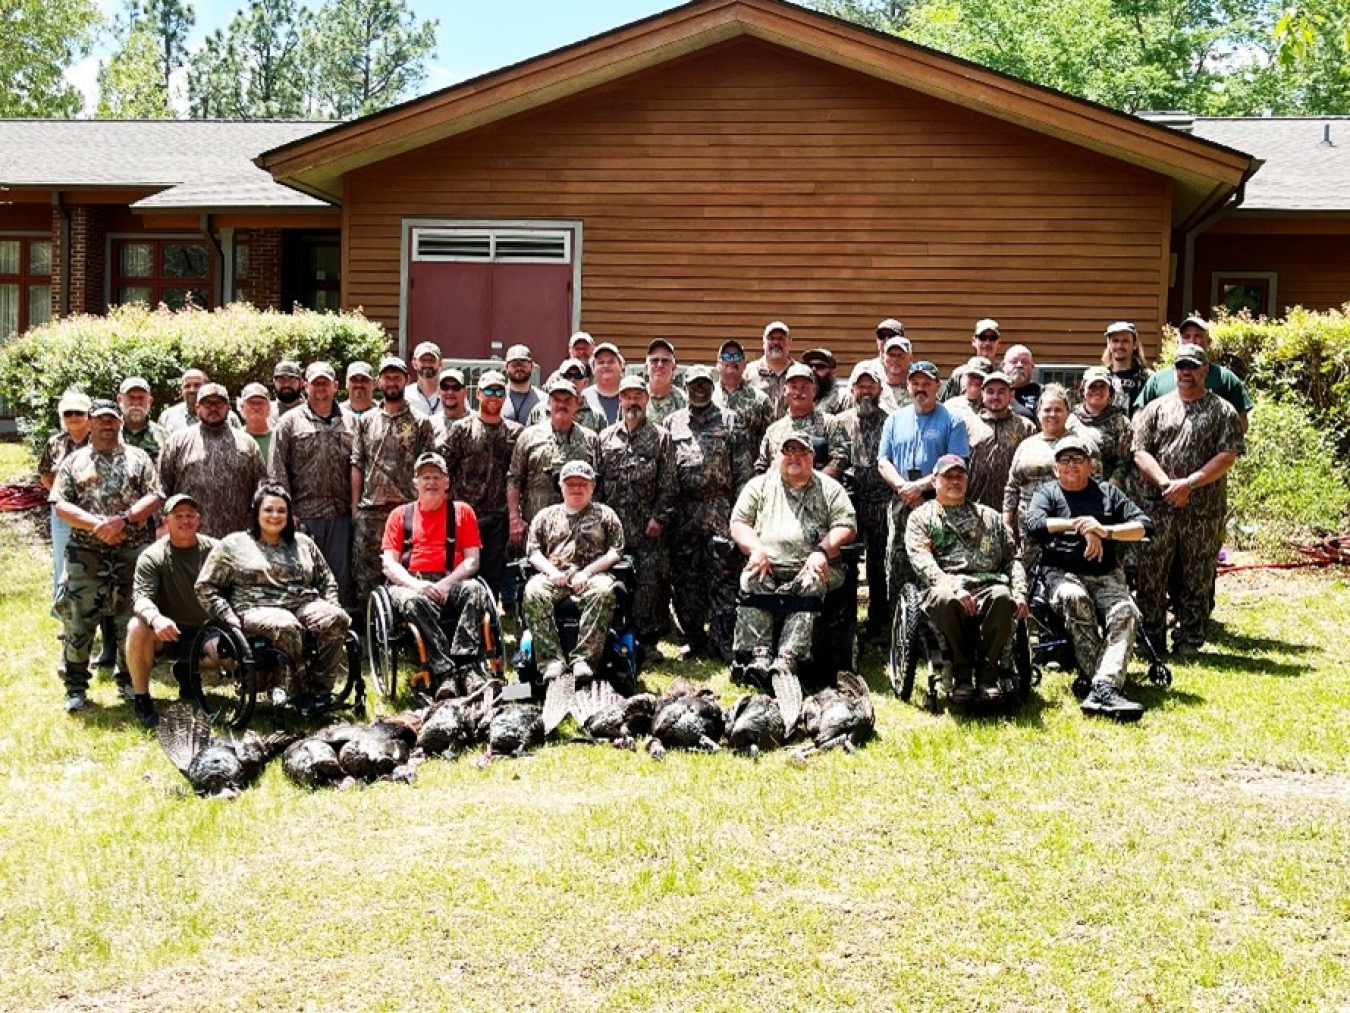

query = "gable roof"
[[259, 0, 1255, 226], [0, 120, 335, 211], [1190, 117, 1350, 213]]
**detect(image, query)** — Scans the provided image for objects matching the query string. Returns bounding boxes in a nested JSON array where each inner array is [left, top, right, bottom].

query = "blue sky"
[[69, 0, 713, 113]]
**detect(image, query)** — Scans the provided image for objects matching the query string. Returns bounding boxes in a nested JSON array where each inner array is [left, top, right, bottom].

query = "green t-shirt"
[[133, 534, 218, 627], [1135, 364, 1253, 415]]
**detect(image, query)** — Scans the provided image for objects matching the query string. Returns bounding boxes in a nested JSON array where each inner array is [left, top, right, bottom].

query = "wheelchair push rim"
[[186, 621, 257, 729]]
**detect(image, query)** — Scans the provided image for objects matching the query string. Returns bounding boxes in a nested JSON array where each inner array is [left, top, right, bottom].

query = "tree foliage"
[[134, 0, 196, 94], [306, 0, 437, 118], [0, 0, 102, 117], [97, 22, 173, 118], [187, 0, 310, 118]]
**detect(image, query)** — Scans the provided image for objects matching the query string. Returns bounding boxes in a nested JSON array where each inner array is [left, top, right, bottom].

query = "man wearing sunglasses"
[[430, 366, 471, 442], [440, 370, 521, 600], [1134, 316, 1252, 433], [713, 337, 772, 452], [1024, 435, 1152, 720], [1132, 343, 1244, 660], [526, 358, 607, 433]]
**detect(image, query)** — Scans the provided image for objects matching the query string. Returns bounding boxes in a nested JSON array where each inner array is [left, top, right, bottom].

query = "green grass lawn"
[[2, 443, 1347, 1012]]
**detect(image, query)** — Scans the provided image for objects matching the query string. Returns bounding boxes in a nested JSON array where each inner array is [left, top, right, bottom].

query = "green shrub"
[[0, 303, 390, 460], [1227, 396, 1350, 555]]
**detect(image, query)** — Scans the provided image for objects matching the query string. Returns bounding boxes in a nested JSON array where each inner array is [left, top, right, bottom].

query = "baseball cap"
[[762, 321, 790, 339], [118, 377, 150, 395], [684, 364, 715, 385], [933, 454, 967, 475], [568, 331, 595, 347], [884, 335, 912, 354], [593, 341, 624, 361], [1179, 316, 1209, 333], [196, 383, 228, 402], [719, 338, 744, 354], [876, 318, 905, 336], [1104, 321, 1138, 337], [378, 355, 409, 375], [849, 362, 883, 385], [505, 344, 533, 362], [982, 370, 1012, 387], [1081, 365, 1113, 387], [58, 390, 92, 414], [801, 348, 836, 367], [559, 459, 595, 482], [779, 431, 813, 452], [1053, 435, 1092, 459], [438, 366, 466, 385], [273, 360, 303, 379], [478, 370, 506, 388], [240, 382, 270, 401], [1174, 343, 1209, 367], [647, 338, 675, 356], [973, 318, 1000, 337], [908, 361, 940, 380], [305, 361, 336, 382], [412, 341, 441, 360], [163, 492, 200, 514], [784, 363, 815, 383], [414, 452, 448, 474], [89, 398, 122, 418], [346, 361, 373, 380], [618, 375, 647, 393], [545, 378, 578, 397], [963, 356, 993, 377]]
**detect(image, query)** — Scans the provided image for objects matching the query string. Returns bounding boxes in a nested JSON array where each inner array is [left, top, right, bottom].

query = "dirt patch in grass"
[[1190, 764, 1350, 807]]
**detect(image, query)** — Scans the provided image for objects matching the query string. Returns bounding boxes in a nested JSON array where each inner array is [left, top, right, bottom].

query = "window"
[[0, 236, 53, 337], [1211, 272, 1277, 318], [412, 228, 570, 263], [113, 239, 212, 310]]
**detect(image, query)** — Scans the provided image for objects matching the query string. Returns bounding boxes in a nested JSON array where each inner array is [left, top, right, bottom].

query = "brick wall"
[[49, 204, 109, 316], [234, 229, 282, 309]]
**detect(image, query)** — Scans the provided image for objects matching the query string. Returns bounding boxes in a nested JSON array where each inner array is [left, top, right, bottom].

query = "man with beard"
[[340, 361, 376, 420], [440, 369, 521, 600], [667, 365, 754, 660], [833, 362, 893, 643], [584, 342, 625, 427], [878, 361, 970, 594], [407, 341, 444, 417], [730, 432, 856, 691], [159, 368, 240, 432], [350, 356, 437, 605], [271, 360, 307, 418], [713, 337, 773, 453], [507, 379, 600, 551], [568, 331, 596, 369], [526, 359, 607, 433], [803, 347, 849, 416], [501, 344, 545, 424], [756, 363, 850, 480], [644, 339, 687, 427], [430, 366, 471, 442], [745, 320, 796, 420], [270, 361, 355, 605], [1135, 316, 1252, 433], [1132, 343, 1244, 659], [1101, 321, 1151, 414], [857, 317, 906, 375], [158, 383, 267, 538], [117, 377, 168, 462], [51, 399, 162, 714], [965, 370, 1036, 512], [1000, 345, 1042, 420], [594, 376, 677, 660], [878, 334, 914, 413]]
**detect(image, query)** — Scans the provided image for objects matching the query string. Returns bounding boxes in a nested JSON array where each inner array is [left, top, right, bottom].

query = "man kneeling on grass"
[[1023, 435, 1153, 721]]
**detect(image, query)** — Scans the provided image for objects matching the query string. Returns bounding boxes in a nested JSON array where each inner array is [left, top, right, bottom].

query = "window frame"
[[107, 235, 216, 311], [1210, 271, 1278, 318], [0, 232, 54, 336]]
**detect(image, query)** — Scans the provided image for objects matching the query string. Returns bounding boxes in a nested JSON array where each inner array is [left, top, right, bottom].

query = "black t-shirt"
[[1012, 381, 1041, 417], [1111, 366, 1148, 416], [1023, 480, 1152, 576]]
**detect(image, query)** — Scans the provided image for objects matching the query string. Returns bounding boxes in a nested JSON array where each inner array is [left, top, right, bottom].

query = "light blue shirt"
[[878, 402, 969, 477]]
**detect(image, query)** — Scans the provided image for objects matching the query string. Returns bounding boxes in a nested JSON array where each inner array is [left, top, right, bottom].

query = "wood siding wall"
[[1193, 228, 1350, 317], [345, 38, 1173, 370]]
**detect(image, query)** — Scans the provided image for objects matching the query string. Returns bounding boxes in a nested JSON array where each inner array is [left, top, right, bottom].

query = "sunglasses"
[[479, 386, 505, 398], [1175, 362, 1202, 371], [780, 443, 813, 457], [719, 351, 745, 362], [62, 410, 88, 418], [976, 334, 999, 342], [563, 371, 586, 380], [439, 381, 465, 391], [1056, 453, 1089, 465]]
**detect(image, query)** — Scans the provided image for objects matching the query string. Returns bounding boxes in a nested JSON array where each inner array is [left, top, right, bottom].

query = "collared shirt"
[[879, 402, 969, 478], [351, 404, 437, 509], [270, 401, 355, 518], [158, 423, 267, 538], [51, 442, 162, 551], [905, 499, 1026, 598], [408, 384, 442, 418], [527, 501, 625, 570]]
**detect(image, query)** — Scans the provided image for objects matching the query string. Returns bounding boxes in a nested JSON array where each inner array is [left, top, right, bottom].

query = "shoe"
[[1080, 682, 1144, 722], [572, 660, 594, 681], [951, 680, 976, 705], [542, 660, 566, 682], [64, 691, 87, 714], [132, 695, 159, 730], [94, 642, 117, 668], [1174, 642, 1202, 660], [114, 675, 135, 703], [978, 681, 1004, 703]]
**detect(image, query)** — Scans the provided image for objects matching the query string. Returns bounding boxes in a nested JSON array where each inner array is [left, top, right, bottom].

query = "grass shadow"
[[1133, 683, 1206, 709], [1182, 652, 1313, 679]]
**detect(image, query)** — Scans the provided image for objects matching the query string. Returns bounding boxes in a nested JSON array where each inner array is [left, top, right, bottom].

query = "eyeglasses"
[[648, 358, 674, 366], [976, 334, 999, 343], [1056, 453, 1089, 465], [439, 382, 465, 391], [780, 444, 813, 457], [62, 410, 88, 418], [719, 351, 745, 362], [479, 386, 506, 398]]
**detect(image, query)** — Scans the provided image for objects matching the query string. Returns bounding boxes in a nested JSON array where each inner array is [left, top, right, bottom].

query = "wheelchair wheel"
[[476, 577, 508, 682], [332, 629, 366, 713], [1148, 660, 1173, 688], [366, 587, 399, 702], [1011, 619, 1038, 703], [889, 585, 933, 705], [186, 621, 256, 729]]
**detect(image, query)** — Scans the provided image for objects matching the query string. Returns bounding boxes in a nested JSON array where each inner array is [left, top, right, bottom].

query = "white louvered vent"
[[412, 228, 570, 263]]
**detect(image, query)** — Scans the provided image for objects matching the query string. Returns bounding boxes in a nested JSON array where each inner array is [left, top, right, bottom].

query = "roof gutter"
[[200, 213, 226, 309], [1181, 159, 1261, 317]]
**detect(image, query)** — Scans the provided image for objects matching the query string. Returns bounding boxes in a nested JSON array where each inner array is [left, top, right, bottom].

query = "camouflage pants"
[[523, 572, 617, 668], [239, 601, 350, 694], [886, 498, 916, 600], [670, 498, 737, 656], [1042, 567, 1139, 689], [54, 544, 140, 691], [388, 579, 494, 678], [629, 531, 671, 644], [856, 497, 891, 634], [1137, 507, 1224, 650], [733, 563, 843, 661], [353, 506, 397, 609], [301, 514, 352, 608], [923, 582, 1015, 682]]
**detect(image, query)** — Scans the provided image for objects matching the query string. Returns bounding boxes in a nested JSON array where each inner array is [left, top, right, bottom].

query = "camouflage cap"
[[1082, 365, 1113, 386], [884, 334, 912, 354], [684, 364, 715, 385], [345, 361, 373, 380], [305, 361, 335, 382], [933, 453, 967, 475], [163, 492, 201, 514], [974, 318, 1000, 337], [908, 360, 940, 380], [963, 356, 994, 377], [1053, 435, 1093, 459], [982, 370, 1012, 388], [545, 378, 578, 397], [378, 355, 409, 375], [196, 382, 229, 402], [239, 382, 270, 401], [1174, 343, 1209, 366], [849, 362, 883, 385], [412, 341, 441, 360], [273, 360, 303, 379], [876, 318, 905, 336], [618, 375, 647, 393], [559, 459, 595, 482], [801, 347, 836, 367], [779, 431, 813, 452], [89, 398, 122, 418], [414, 451, 448, 474], [505, 344, 533, 362], [438, 366, 466, 385], [477, 369, 506, 388]]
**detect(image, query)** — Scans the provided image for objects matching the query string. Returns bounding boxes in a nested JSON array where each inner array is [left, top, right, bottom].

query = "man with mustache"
[[408, 340, 444, 417]]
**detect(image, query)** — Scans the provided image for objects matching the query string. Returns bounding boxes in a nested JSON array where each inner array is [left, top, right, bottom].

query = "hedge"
[[0, 303, 390, 460]]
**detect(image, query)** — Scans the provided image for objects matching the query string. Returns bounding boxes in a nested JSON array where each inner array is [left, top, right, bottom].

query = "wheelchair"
[[724, 541, 864, 692], [184, 620, 365, 729], [1023, 566, 1172, 697], [508, 556, 640, 697], [364, 577, 506, 703], [889, 582, 1037, 711]]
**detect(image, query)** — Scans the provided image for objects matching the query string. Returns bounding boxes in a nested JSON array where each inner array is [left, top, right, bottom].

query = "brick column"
[[234, 229, 283, 310]]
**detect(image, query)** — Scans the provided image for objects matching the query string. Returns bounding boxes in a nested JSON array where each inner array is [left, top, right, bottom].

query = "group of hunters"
[[41, 313, 1246, 730]]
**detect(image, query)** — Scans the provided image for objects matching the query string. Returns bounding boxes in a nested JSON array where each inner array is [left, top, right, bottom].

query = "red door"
[[407, 226, 574, 364]]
